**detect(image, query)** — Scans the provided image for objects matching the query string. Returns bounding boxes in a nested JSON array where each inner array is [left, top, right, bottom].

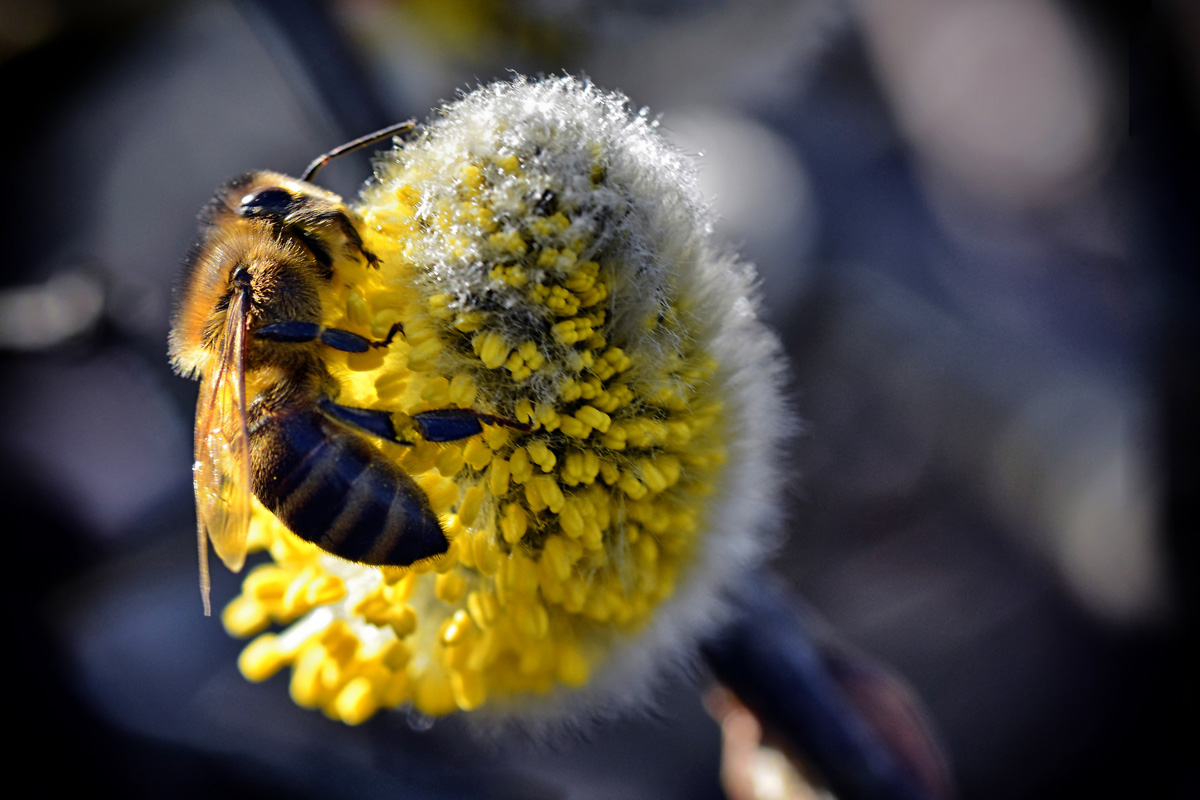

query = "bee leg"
[[412, 409, 533, 442], [471, 412, 534, 433], [318, 401, 531, 445], [319, 328, 373, 352], [321, 399, 481, 448], [369, 322, 404, 349], [411, 409, 484, 442], [317, 397, 406, 443], [254, 321, 324, 343], [255, 321, 365, 350], [317, 324, 403, 351], [326, 210, 379, 266], [318, 324, 405, 351], [255, 322, 401, 353]]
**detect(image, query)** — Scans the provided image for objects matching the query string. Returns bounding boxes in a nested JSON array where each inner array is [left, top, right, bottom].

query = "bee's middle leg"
[[254, 321, 403, 352]]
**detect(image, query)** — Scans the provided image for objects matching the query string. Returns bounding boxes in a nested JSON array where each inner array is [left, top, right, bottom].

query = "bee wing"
[[193, 286, 253, 614]]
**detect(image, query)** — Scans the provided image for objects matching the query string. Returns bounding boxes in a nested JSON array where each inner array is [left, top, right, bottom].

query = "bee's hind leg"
[[316, 398, 532, 447], [317, 397, 404, 443], [411, 409, 532, 442]]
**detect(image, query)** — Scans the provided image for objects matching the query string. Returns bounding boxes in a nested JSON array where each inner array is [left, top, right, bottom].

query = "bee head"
[[238, 187, 297, 221], [230, 265, 253, 290]]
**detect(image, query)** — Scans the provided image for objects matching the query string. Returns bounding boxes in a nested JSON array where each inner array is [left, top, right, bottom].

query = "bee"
[[170, 124, 528, 614]]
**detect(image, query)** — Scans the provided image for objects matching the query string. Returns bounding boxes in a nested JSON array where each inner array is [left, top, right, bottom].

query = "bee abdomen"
[[251, 407, 448, 566]]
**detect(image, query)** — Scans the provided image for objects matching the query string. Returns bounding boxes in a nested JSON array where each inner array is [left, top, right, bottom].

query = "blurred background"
[[1, 1, 1192, 798]]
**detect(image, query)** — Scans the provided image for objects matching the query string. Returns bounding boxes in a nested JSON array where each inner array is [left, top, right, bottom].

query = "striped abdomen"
[[250, 405, 448, 565]]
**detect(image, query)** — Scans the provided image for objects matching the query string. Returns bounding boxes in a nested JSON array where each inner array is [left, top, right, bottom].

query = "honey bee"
[[170, 125, 528, 614]]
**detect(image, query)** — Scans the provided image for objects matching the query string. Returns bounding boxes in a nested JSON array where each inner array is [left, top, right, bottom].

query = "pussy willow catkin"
[[223, 76, 790, 726]]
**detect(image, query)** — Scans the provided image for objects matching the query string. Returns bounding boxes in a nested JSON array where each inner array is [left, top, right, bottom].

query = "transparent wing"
[[193, 287, 253, 614]]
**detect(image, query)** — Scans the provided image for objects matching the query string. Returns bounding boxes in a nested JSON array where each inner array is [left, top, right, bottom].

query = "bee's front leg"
[[297, 205, 379, 268]]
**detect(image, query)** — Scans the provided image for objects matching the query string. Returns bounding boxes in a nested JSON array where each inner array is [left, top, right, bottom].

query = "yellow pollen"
[[219, 92, 735, 726]]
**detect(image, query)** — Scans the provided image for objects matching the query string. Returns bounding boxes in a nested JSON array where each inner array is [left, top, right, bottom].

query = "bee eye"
[[239, 188, 295, 218], [231, 266, 252, 287]]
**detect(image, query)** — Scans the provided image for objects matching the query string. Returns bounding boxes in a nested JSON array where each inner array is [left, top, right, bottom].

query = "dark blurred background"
[[1, 1, 1192, 798]]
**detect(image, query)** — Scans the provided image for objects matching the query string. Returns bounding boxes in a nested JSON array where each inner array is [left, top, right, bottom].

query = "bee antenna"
[[302, 120, 417, 183]]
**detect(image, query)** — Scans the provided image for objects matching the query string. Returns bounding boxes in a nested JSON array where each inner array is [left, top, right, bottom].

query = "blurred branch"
[[702, 571, 952, 800]]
